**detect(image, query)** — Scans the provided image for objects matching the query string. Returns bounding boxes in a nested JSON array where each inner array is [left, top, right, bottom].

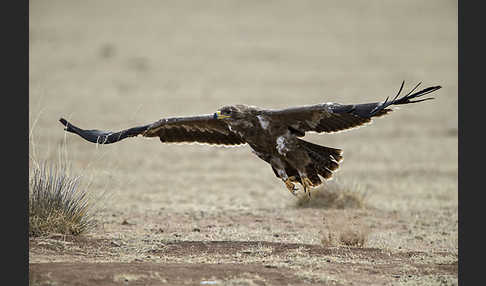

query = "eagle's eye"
[[223, 109, 232, 115]]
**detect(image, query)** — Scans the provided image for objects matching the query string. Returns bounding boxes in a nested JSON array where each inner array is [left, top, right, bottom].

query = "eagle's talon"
[[284, 179, 298, 196], [300, 177, 314, 197], [288, 176, 298, 182]]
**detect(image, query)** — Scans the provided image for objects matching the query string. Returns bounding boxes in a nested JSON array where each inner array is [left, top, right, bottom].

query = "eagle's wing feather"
[[59, 114, 246, 146], [144, 114, 246, 145], [264, 82, 441, 135]]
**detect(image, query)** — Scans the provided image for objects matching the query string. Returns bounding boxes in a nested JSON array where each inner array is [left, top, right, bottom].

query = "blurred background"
[[29, 0, 457, 212]]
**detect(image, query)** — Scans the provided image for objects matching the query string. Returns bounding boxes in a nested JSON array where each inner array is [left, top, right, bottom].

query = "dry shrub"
[[320, 215, 370, 248], [338, 228, 368, 247], [29, 160, 99, 237], [295, 178, 367, 209]]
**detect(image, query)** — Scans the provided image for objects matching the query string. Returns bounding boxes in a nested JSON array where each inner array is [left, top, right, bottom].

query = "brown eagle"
[[59, 81, 441, 197]]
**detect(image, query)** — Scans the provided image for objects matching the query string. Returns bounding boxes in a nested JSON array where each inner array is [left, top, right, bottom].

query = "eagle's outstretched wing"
[[59, 114, 246, 146], [263, 81, 441, 136]]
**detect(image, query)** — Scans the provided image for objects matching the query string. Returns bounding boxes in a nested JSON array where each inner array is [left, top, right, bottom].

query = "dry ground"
[[29, 0, 457, 285]]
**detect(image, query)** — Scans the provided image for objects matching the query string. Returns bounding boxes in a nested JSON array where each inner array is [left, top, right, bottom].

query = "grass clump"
[[296, 178, 367, 209], [29, 161, 98, 237], [320, 216, 370, 248]]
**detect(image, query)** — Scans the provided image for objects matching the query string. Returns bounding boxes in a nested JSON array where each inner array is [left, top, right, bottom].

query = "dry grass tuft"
[[295, 179, 367, 209], [338, 228, 369, 247], [29, 160, 99, 237], [320, 215, 370, 248]]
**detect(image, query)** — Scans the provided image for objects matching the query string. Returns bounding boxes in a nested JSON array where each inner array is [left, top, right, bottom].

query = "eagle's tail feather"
[[298, 139, 343, 182]]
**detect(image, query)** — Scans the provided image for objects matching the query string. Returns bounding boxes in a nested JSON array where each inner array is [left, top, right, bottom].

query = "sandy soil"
[[29, 0, 457, 285]]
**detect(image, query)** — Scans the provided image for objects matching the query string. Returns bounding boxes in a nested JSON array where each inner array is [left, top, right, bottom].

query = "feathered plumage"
[[59, 81, 441, 197]]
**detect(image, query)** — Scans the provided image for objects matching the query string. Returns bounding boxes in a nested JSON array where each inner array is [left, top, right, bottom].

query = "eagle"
[[59, 81, 441, 197]]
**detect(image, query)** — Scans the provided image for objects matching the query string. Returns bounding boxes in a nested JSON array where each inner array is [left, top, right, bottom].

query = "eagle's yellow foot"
[[288, 176, 299, 183], [284, 178, 298, 196], [301, 177, 314, 198]]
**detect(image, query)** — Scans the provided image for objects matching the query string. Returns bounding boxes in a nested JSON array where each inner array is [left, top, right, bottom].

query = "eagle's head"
[[214, 104, 249, 120]]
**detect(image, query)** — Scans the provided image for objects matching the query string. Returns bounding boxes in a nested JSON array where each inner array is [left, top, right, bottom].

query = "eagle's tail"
[[298, 139, 343, 182]]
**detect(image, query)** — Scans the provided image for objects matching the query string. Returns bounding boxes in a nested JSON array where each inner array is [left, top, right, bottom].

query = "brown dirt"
[[30, 237, 456, 286], [29, 207, 457, 285]]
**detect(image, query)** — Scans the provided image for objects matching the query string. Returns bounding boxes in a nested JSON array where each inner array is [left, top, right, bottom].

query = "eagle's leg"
[[283, 176, 299, 196], [299, 174, 314, 198], [270, 157, 299, 196]]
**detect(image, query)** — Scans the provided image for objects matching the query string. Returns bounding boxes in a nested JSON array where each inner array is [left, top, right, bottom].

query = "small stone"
[[110, 241, 121, 247]]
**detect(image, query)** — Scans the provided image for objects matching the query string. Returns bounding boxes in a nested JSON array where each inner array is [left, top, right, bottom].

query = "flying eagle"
[[59, 81, 441, 197]]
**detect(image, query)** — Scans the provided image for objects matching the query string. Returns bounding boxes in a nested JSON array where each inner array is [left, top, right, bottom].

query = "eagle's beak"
[[214, 111, 231, 119]]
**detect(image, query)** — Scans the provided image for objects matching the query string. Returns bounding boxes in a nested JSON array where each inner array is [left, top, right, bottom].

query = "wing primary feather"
[[404, 81, 422, 97], [370, 81, 441, 116], [59, 118, 150, 144], [393, 83, 441, 105], [392, 80, 405, 102]]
